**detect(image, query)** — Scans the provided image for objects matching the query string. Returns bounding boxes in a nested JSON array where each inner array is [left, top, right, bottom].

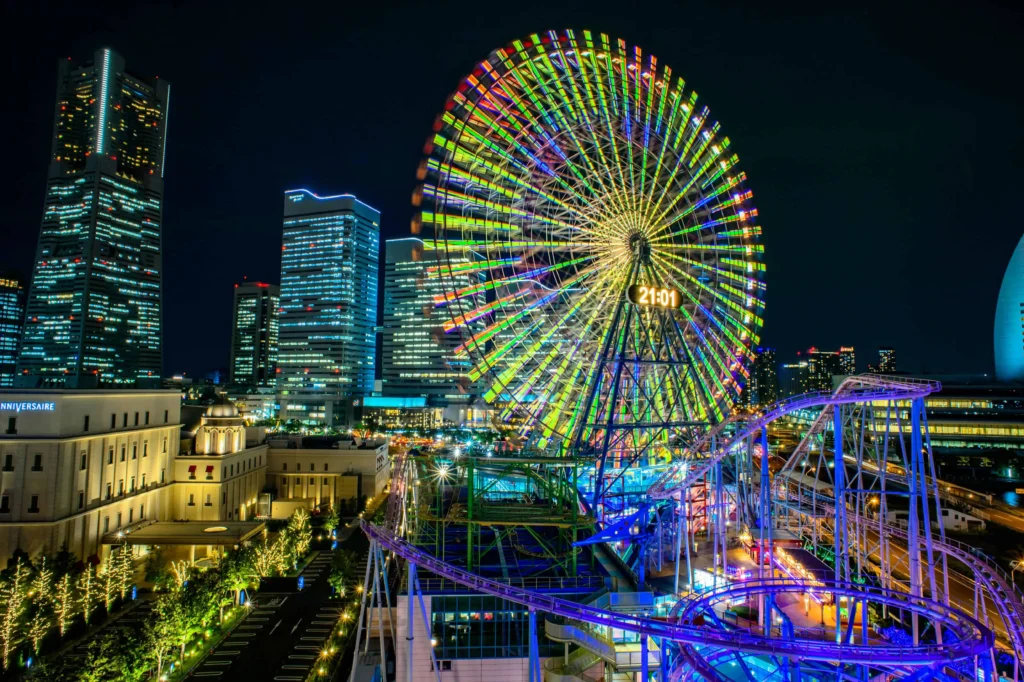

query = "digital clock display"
[[627, 285, 682, 309]]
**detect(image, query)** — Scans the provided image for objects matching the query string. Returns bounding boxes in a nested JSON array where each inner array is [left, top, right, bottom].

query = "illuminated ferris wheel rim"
[[418, 29, 766, 444]]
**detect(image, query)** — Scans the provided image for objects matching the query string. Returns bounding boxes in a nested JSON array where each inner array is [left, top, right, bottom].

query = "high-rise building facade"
[[779, 361, 810, 398], [381, 239, 482, 406], [229, 282, 279, 388], [879, 347, 897, 374], [839, 346, 856, 376], [746, 347, 778, 407], [277, 190, 379, 425], [806, 347, 841, 392], [0, 275, 26, 388], [17, 49, 169, 388]]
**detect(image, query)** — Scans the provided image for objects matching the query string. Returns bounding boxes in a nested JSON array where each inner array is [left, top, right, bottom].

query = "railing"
[[365, 521, 992, 666]]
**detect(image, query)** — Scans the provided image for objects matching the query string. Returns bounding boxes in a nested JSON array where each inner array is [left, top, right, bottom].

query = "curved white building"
[[995, 235, 1024, 381]]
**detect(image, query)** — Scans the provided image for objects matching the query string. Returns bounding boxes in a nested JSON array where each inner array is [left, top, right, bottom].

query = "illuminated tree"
[[53, 573, 74, 638], [100, 553, 118, 612], [116, 544, 134, 601], [252, 535, 287, 578], [0, 559, 29, 669], [287, 508, 312, 561], [27, 558, 54, 654], [170, 560, 192, 589], [323, 502, 340, 535], [76, 567, 97, 625]]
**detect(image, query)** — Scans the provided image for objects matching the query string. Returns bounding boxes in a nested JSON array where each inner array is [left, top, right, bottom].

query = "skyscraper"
[[0, 274, 26, 387], [17, 49, 169, 388], [229, 281, 280, 388], [746, 347, 778, 407], [839, 346, 856, 376], [878, 347, 897, 374], [381, 238, 483, 405], [277, 189, 379, 425], [806, 347, 841, 392], [779, 361, 810, 398]]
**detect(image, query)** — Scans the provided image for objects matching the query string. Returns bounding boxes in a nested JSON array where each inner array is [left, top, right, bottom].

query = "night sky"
[[3, 0, 1022, 378]]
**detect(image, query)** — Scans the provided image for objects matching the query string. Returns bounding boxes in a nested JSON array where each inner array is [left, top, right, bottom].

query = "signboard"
[[0, 402, 55, 413]]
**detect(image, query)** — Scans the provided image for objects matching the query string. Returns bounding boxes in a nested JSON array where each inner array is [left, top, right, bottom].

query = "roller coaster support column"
[[528, 608, 541, 682], [908, 399, 923, 645], [912, 397, 942, 646], [641, 633, 649, 682], [760, 427, 774, 631], [406, 563, 415, 682], [350, 539, 375, 682], [833, 406, 846, 645]]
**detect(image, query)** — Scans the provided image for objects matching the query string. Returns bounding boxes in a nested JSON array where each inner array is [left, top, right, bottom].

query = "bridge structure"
[[350, 375, 1024, 682]]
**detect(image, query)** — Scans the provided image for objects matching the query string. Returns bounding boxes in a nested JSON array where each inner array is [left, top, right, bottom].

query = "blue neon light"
[[284, 189, 380, 214], [96, 49, 111, 155]]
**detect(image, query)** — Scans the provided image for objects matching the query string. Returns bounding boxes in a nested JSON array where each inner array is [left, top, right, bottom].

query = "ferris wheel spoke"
[[422, 29, 764, 460]]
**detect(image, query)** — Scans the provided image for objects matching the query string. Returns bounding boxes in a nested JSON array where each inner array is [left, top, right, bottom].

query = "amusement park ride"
[[351, 29, 1024, 682]]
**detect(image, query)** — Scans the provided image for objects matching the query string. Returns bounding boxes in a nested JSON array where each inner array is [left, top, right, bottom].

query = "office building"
[[746, 347, 778, 407], [0, 275, 26, 387], [996, 235, 1024, 382], [17, 49, 169, 388], [381, 239, 482, 405], [806, 348, 841, 392], [277, 190, 380, 426], [229, 281, 280, 387], [779, 362, 810, 398], [839, 346, 856, 376], [265, 438, 389, 508], [878, 347, 896, 374]]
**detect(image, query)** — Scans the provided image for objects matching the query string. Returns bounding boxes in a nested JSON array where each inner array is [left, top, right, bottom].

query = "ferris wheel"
[[416, 29, 765, 463]]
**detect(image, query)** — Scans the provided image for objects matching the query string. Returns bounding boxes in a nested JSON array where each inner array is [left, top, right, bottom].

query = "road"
[[192, 541, 337, 681]]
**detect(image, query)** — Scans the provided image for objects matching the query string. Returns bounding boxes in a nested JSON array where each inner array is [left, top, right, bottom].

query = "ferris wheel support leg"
[[674, 497, 683, 597]]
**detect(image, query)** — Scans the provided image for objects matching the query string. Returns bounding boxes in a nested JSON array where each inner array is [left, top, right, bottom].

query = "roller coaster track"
[[647, 375, 941, 501], [363, 521, 991, 667]]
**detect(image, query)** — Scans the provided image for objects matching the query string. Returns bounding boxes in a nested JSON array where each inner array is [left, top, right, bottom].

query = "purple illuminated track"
[[362, 521, 991, 666]]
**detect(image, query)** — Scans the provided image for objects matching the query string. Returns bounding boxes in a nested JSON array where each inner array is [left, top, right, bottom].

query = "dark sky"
[[3, 0, 1022, 378]]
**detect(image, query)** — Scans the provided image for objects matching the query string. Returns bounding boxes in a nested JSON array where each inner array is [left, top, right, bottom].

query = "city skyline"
[[2, 2, 1022, 379]]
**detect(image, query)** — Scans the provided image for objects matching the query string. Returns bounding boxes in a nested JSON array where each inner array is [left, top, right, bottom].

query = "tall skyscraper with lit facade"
[[0, 274, 26, 387], [381, 238, 482, 405], [746, 347, 777, 407], [879, 347, 896, 374], [779, 361, 810, 398], [839, 346, 856, 376], [277, 190, 379, 425], [806, 347, 841, 392], [17, 49, 169, 388], [229, 281, 279, 388]]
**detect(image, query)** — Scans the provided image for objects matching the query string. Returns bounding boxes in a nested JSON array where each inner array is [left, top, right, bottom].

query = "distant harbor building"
[[996, 235, 1024, 382], [806, 348, 840, 392], [229, 281, 280, 388], [381, 238, 482, 406], [277, 190, 380, 426], [779, 361, 810, 398], [746, 347, 778, 407], [17, 49, 169, 388], [0, 274, 26, 387], [878, 347, 897, 374], [839, 346, 856, 376]]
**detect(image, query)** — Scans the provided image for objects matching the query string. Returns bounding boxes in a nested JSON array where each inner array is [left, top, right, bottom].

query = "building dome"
[[204, 402, 240, 418], [995, 234, 1024, 382]]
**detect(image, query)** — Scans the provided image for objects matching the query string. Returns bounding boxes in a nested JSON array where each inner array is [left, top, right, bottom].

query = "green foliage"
[[79, 626, 152, 682], [323, 502, 341, 534], [328, 550, 358, 596]]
